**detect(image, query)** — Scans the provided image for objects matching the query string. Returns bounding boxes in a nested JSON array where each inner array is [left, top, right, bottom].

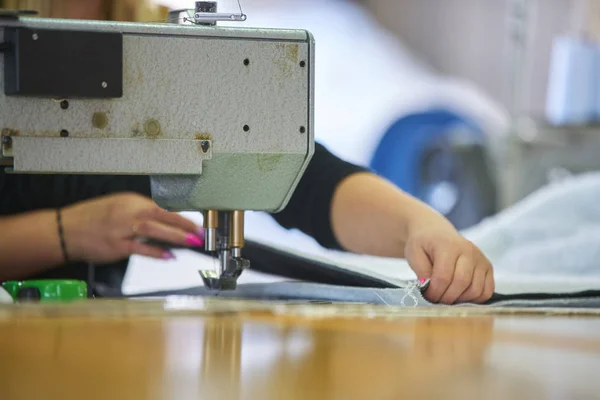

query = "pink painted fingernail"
[[162, 250, 176, 260], [186, 233, 204, 247], [419, 278, 428, 284], [196, 228, 205, 240]]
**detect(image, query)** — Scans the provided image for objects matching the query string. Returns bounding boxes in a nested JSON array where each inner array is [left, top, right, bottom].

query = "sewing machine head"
[[0, 2, 315, 290]]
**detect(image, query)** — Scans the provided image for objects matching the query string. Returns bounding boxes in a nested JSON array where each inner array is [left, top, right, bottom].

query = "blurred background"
[[3, 0, 600, 290]]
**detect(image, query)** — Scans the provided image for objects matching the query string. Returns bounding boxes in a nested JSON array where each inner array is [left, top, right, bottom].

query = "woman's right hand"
[[61, 192, 203, 264]]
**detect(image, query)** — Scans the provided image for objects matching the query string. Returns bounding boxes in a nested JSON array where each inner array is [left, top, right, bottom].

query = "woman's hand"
[[61, 192, 203, 264], [331, 172, 494, 305], [405, 226, 494, 304]]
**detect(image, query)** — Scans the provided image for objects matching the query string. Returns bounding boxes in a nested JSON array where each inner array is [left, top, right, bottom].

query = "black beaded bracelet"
[[56, 209, 70, 264]]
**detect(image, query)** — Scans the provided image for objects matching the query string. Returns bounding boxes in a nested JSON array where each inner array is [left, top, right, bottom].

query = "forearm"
[[0, 210, 65, 280], [330, 172, 455, 258]]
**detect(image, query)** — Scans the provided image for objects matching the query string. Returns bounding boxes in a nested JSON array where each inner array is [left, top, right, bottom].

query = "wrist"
[[56, 209, 71, 264], [404, 203, 456, 239], [60, 204, 90, 263]]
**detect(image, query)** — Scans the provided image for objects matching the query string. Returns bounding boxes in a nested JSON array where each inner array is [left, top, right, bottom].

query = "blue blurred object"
[[370, 109, 497, 230]]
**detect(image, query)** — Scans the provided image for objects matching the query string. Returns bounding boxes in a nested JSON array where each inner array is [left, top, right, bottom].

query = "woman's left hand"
[[404, 227, 494, 304]]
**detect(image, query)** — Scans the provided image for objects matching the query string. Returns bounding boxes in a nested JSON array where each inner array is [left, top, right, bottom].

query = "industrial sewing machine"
[[0, 2, 315, 291]]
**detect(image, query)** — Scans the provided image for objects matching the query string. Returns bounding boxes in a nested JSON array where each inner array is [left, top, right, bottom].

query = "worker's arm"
[[331, 172, 455, 258], [0, 193, 203, 281], [272, 143, 494, 304], [330, 172, 494, 304], [0, 210, 66, 280]]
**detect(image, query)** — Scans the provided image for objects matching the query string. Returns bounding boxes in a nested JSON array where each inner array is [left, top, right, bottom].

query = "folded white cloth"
[[462, 172, 600, 293]]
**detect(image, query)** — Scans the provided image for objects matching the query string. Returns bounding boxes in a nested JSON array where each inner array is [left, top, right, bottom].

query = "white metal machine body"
[[0, 5, 315, 289]]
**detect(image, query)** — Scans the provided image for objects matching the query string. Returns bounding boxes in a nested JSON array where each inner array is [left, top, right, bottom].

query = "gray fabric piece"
[[134, 281, 600, 308], [134, 281, 432, 307], [488, 297, 600, 308]]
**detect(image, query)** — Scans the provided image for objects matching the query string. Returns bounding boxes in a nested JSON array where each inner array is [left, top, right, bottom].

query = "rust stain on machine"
[[257, 154, 283, 172], [92, 112, 109, 129], [144, 119, 162, 138]]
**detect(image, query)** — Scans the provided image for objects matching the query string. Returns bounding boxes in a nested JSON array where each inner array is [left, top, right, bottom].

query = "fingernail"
[[162, 250, 176, 260], [196, 228, 205, 240], [419, 278, 428, 284], [186, 233, 204, 247]]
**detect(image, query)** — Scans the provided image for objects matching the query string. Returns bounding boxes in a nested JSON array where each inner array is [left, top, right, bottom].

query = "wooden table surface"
[[1, 297, 600, 400]]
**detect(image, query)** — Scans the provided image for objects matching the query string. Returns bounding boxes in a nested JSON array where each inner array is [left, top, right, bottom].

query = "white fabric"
[[462, 171, 600, 294]]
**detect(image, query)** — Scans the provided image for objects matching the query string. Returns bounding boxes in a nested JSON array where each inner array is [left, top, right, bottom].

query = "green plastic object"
[[2, 280, 87, 302]]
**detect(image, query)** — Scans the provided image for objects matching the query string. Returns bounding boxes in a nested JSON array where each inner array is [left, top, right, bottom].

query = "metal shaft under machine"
[[202, 210, 248, 289]]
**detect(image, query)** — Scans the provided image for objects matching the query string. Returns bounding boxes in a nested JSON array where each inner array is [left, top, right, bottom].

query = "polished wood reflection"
[[1, 299, 600, 400]]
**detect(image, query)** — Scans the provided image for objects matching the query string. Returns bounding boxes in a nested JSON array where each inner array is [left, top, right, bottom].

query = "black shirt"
[[0, 143, 365, 287]]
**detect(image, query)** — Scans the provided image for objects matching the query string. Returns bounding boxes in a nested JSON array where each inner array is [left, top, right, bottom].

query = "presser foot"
[[199, 257, 250, 290]]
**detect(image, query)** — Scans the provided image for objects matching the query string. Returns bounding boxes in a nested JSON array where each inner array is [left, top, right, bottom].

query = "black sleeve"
[[270, 143, 367, 250]]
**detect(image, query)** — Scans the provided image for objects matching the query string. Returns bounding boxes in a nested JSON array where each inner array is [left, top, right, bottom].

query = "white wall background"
[[361, 0, 580, 118]]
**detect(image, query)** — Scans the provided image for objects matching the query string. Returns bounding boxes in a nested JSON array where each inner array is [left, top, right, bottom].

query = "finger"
[[127, 240, 175, 260], [135, 220, 201, 247], [406, 241, 433, 281], [439, 254, 475, 304], [425, 250, 459, 303], [153, 209, 199, 233], [473, 269, 495, 303], [456, 263, 487, 303]]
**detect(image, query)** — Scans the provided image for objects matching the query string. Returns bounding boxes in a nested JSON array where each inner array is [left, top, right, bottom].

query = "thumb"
[[405, 240, 433, 281]]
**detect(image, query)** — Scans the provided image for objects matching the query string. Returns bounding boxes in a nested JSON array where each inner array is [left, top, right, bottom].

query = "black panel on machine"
[[3, 27, 123, 98], [0, 10, 39, 19]]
